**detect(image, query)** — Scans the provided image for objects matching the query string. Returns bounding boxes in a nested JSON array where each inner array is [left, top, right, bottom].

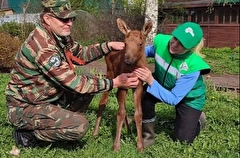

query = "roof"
[[163, 0, 240, 8], [215, 0, 239, 3], [0, 0, 9, 9], [9, 0, 41, 13]]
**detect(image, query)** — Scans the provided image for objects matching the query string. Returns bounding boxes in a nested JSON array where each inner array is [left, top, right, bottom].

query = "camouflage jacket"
[[5, 23, 113, 106]]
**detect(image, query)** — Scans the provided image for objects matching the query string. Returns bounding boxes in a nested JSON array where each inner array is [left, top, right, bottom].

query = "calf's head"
[[117, 18, 153, 65]]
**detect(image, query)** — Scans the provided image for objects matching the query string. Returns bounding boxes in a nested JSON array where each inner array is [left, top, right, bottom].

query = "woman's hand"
[[108, 42, 125, 51], [134, 67, 154, 85], [113, 73, 139, 89]]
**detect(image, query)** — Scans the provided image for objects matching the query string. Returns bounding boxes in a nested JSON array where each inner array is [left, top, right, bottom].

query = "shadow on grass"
[[34, 139, 87, 151]]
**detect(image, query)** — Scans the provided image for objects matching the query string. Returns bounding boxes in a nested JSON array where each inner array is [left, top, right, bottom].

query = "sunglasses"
[[48, 14, 76, 23]]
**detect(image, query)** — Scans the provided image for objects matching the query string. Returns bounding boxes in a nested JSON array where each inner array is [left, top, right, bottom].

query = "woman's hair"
[[191, 38, 206, 58]]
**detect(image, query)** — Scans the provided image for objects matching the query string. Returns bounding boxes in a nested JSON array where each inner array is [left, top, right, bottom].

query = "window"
[[165, 6, 239, 24], [190, 8, 212, 24], [232, 9, 238, 23], [203, 11, 209, 23], [218, 7, 239, 24], [191, 10, 196, 22], [209, 11, 215, 24], [218, 10, 224, 23]]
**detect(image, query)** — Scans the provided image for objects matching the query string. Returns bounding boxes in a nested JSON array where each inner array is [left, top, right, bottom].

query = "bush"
[[0, 32, 22, 69], [71, 10, 145, 45], [0, 22, 35, 41], [0, 22, 35, 72]]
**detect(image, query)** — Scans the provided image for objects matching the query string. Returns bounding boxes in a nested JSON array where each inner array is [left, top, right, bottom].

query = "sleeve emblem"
[[49, 54, 61, 67]]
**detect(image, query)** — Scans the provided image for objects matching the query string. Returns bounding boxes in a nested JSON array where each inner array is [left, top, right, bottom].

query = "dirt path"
[[81, 60, 239, 93]]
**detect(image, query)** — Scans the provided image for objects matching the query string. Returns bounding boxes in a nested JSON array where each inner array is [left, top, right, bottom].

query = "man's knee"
[[73, 117, 89, 139], [62, 115, 90, 140]]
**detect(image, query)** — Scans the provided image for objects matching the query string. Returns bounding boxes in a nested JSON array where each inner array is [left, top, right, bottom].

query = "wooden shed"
[[160, 0, 239, 48]]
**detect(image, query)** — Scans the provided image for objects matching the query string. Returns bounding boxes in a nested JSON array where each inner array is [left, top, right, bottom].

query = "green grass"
[[0, 46, 239, 157], [0, 72, 239, 158], [202, 47, 239, 75]]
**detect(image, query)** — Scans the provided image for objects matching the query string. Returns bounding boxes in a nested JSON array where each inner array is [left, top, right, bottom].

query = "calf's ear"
[[142, 21, 153, 36], [117, 18, 131, 35]]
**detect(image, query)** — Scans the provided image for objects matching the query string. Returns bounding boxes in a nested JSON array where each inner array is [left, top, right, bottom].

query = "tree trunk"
[[112, 0, 116, 15], [144, 0, 158, 45]]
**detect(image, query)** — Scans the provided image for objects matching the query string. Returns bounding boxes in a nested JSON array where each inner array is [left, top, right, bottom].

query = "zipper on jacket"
[[161, 57, 174, 87]]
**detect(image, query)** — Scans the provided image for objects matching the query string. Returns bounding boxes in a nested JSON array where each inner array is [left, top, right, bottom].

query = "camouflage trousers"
[[6, 91, 94, 142]]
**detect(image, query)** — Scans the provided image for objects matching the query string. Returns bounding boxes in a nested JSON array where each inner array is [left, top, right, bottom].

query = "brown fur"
[[93, 18, 153, 151]]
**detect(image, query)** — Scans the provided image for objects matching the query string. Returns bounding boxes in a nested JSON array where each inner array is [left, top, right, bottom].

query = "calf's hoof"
[[137, 143, 144, 152], [113, 144, 120, 151]]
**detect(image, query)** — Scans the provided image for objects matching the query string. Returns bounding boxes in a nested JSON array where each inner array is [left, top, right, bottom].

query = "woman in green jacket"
[[135, 22, 211, 147]]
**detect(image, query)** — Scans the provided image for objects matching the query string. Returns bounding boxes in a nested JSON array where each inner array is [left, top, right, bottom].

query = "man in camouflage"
[[5, 0, 139, 148]]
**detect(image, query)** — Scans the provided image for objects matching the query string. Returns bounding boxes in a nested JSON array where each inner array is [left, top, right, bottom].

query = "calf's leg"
[[113, 89, 127, 151], [133, 85, 144, 151], [93, 91, 109, 136]]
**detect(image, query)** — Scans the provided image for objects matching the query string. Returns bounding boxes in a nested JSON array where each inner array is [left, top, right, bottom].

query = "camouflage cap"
[[42, 0, 77, 19]]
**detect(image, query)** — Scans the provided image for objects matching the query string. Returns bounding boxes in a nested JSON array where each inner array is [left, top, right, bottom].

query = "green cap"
[[42, 0, 77, 19], [172, 22, 203, 49]]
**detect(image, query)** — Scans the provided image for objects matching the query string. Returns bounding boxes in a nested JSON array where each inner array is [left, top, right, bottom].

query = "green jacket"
[[153, 34, 211, 110]]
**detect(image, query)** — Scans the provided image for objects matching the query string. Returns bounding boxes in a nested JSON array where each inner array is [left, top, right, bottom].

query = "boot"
[[142, 121, 155, 148], [13, 129, 37, 148], [199, 112, 206, 129]]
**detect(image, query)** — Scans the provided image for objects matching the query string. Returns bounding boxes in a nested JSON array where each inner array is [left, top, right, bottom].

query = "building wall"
[[161, 1, 240, 48], [163, 23, 239, 48], [0, 13, 40, 25]]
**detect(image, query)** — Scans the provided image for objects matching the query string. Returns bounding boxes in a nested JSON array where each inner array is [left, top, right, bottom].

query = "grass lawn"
[[0, 47, 239, 158]]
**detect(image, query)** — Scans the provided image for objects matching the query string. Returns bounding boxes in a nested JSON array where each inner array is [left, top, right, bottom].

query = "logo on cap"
[[185, 27, 195, 37]]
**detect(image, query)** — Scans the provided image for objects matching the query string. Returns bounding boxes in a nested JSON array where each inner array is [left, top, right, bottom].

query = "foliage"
[[0, 22, 35, 41], [71, 10, 111, 45], [70, 0, 147, 16], [0, 32, 22, 68], [121, 0, 146, 15], [70, 0, 113, 15], [0, 22, 21, 37], [20, 22, 36, 40], [71, 10, 145, 45], [0, 22, 35, 69], [0, 22, 35, 71]]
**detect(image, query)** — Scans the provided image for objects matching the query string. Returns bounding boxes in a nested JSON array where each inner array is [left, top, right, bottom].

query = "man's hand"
[[113, 73, 139, 89], [108, 42, 125, 51]]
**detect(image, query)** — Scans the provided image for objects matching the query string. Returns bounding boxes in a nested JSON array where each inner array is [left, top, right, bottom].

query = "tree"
[[144, 0, 158, 45], [21, 0, 30, 39]]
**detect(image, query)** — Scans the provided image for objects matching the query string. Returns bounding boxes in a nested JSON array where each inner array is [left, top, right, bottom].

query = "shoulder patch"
[[49, 54, 61, 67]]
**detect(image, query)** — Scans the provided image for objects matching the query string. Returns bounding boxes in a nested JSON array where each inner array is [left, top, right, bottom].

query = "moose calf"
[[93, 18, 152, 151]]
